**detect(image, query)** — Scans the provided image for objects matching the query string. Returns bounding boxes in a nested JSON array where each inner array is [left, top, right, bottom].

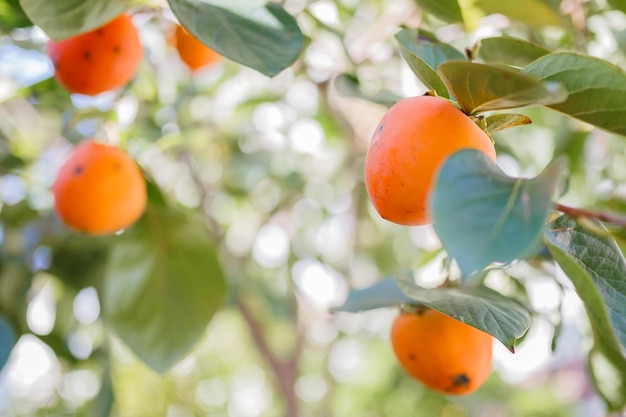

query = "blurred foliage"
[[0, 0, 626, 417]]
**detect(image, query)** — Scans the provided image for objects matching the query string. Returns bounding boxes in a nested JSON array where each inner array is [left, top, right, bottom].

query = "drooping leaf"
[[478, 36, 550, 68], [395, 28, 465, 98], [475, 0, 562, 27], [0, 314, 16, 371], [334, 74, 402, 108], [168, 0, 304, 77], [103, 205, 228, 373], [485, 113, 532, 136], [523, 52, 626, 137], [414, 0, 463, 23], [331, 276, 414, 313], [18, 0, 130, 41], [438, 61, 567, 114], [396, 275, 531, 352], [544, 215, 626, 410], [432, 150, 567, 276]]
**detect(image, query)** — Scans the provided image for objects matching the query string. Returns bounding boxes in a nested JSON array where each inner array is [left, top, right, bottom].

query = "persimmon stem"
[[555, 203, 626, 228]]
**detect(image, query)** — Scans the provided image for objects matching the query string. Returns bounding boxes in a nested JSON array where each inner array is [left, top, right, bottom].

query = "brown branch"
[[237, 295, 301, 417], [556, 203, 626, 228]]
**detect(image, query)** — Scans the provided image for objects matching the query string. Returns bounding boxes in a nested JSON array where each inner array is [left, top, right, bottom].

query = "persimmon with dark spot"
[[47, 14, 143, 95], [52, 140, 147, 235], [390, 307, 493, 395]]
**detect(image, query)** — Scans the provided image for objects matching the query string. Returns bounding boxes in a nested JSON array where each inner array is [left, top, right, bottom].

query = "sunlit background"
[[1, 0, 626, 416]]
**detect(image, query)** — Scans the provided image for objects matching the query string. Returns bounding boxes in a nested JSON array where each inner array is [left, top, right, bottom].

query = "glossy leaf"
[[103, 205, 228, 373], [438, 61, 567, 114], [397, 275, 531, 352], [545, 215, 626, 410], [432, 150, 566, 276], [475, 0, 562, 27], [415, 0, 463, 23], [331, 276, 414, 313], [334, 74, 402, 108], [0, 314, 15, 371], [478, 36, 550, 68], [395, 28, 465, 98], [168, 0, 304, 77], [523, 52, 626, 137], [18, 0, 130, 40], [485, 113, 532, 136]]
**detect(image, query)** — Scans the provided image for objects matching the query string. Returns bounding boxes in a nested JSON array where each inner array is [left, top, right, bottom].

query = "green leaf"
[[544, 215, 626, 410], [438, 61, 567, 114], [0, 314, 16, 370], [414, 0, 463, 23], [103, 205, 228, 373], [475, 0, 562, 27], [485, 113, 532, 136], [168, 0, 304, 77], [478, 36, 550, 68], [523, 52, 626, 137], [334, 74, 403, 108], [608, 0, 626, 14], [432, 150, 566, 276], [395, 28, 465, 99], [18, 0, 131, 41], [331, 276, 414, 313], [0, 0, 32, 30], [397, 276, 531, 352]]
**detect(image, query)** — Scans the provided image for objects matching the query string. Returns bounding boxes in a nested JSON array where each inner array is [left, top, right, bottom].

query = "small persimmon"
[[47, 14, 143, 95], [52, 140, 147, 236], [364, 95, 496, 226], [174, 25, 221, 71], [390, 307, 493, 395]]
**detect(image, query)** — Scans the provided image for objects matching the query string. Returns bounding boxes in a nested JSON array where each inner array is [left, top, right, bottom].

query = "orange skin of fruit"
[[391, 308, 493, 395], [53, 140, 147, 236], [174, 25, 222, 71], [47, 14, 143, 95], [364, 95, 497, 226]]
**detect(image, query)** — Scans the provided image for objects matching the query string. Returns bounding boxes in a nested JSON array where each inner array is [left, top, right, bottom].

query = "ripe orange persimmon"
[[53, 140, 147, 235], [174, 25, 221, 71], [47, 14, 143, 95], [364, 95, 496, 226], [391, 307, 493, 395]]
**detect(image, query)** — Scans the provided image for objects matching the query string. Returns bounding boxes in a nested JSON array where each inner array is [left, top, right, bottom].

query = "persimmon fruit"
[[391, 307, 493, 395], [47, 14, 143, 95], [174, 25, 221, 71], [53, 140, 147, 236], [364, 95, 497, 226]]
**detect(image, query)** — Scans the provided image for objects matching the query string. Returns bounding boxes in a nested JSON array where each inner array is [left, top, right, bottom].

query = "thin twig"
[[555, 203, 626, 228]]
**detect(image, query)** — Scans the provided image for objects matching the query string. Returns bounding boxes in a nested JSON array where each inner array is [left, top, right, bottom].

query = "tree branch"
[[555, 203, 626, 228]]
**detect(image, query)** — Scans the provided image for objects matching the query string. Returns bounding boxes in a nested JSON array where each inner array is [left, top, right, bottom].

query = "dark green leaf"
[[485, 113, 532, 136], [544, 215, 626, 410], [0, 0, 32, 30], [397, 275, 531, 351], [18, 0, 131, 41], [523, 52, 626, 137], [438, 61, 567, 114], [103, 205, 228, 373], [608, 0, 626, 14], [0, 314, 16, 370], [432, 150, 566, 276], [334, 74, 402, 108], [478, 36, 550, 68], [475, 0, 562, 27], [414, 0, 463, 23], [168, 0, 304, 77], [331, 276, 414, 313], [395, 28, 465, 99]]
